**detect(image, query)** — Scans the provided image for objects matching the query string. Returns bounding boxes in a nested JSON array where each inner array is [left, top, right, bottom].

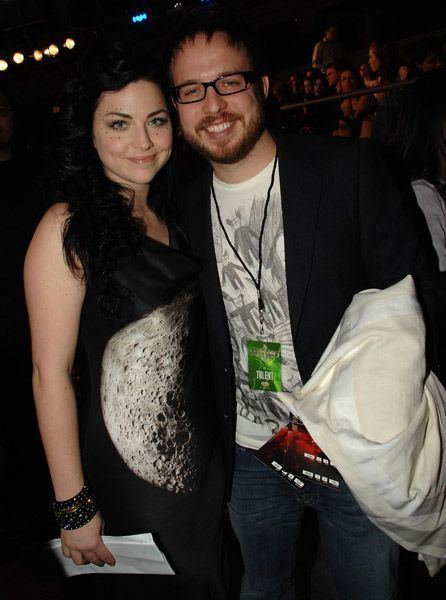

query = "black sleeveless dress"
[[77, 230, 226, 599]]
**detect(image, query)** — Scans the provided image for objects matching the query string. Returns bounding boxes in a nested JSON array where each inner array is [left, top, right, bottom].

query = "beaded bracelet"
[[52, 485, 98, 530]]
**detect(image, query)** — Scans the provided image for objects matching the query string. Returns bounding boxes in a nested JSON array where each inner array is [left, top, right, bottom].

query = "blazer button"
[[223, 367, 229, 373], [223, 413, 229, 420]]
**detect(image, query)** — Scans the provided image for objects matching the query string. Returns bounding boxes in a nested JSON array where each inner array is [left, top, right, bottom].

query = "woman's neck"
[[132, 191, 169, 245]]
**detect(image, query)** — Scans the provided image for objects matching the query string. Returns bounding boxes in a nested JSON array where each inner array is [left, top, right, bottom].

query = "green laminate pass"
[[247, 340, 282, 391]]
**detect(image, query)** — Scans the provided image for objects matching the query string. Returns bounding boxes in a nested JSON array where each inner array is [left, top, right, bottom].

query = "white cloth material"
[[278, 275, 446, 576]]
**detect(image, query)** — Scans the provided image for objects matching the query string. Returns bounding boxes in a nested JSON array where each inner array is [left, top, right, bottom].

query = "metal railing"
[[280, 78, 417, 111]]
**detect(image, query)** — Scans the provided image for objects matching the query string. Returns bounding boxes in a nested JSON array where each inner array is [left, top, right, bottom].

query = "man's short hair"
[[165, 5, 267, 80], [325, 59, 352, 73]]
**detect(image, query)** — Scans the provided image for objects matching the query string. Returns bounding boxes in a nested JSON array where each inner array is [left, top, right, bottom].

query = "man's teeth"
[[206, 122, 231, 133]]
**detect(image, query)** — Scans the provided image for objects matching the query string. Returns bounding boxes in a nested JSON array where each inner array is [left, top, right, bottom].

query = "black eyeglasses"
[[172, 71, 259, 104]]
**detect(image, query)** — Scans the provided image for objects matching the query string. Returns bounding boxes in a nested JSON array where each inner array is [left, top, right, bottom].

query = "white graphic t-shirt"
[[211, 158, 302, 449]]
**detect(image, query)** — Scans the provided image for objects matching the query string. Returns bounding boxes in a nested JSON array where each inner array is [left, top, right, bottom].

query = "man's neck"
[[211, 130, 277, 184]]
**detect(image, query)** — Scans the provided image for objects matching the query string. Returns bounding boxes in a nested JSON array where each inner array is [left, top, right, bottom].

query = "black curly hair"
[[57, 38, 175, 320]]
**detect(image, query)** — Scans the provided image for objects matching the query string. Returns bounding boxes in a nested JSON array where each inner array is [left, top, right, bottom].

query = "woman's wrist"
[[52, 484, 98, 530]]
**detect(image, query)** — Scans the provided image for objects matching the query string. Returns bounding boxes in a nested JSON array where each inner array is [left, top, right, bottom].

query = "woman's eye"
[[110, 120, 127, 130], [149, 117, 169, 127]]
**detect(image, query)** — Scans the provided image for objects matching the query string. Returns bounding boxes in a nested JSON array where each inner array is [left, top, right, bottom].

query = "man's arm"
[[357, 140, 442, 374]]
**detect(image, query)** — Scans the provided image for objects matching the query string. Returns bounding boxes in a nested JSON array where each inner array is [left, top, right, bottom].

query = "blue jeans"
[[228, 445, 399, 600]]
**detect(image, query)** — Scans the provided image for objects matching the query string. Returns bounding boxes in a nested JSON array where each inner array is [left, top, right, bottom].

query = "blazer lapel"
[[276, 135, 322, 344]]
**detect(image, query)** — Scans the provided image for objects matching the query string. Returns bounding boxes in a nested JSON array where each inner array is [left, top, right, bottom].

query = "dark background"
[[1, 2, 446, 598], [1, 0, 445, 101], [1, 0, 445, 160]]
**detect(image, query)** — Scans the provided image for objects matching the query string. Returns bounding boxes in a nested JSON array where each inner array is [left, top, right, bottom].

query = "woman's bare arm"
[[24, 204, 114, 566]]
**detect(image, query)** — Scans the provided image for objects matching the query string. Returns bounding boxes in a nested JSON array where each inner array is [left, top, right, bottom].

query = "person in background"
[[24, 41, 226, 600], [310, 73, 335, 134], [368, 40, 403, 146], [270, 81, 299, 132], [289, 71, 304, 102], [413, 37, 442, 74], [313, 74, 328, 97], [333, 68, 375, 138], [394, 67, 446, 389], [303, 76, 314, 98], [312, 24, 346, 73], [359, 62, 373, 85], [395, 69, 446, 272], [325, 61, 342, 93], [272, 81, 295, 106]]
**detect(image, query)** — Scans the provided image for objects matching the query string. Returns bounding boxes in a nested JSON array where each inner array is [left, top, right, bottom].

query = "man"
[[289, 71, 304, 101], [312, 25, 345, 73], [325, 61, 342, 93], [167, 7, 430, 599]]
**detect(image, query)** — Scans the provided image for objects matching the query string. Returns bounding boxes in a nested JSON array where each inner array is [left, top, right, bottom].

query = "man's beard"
[[181, 97, 266, 165]]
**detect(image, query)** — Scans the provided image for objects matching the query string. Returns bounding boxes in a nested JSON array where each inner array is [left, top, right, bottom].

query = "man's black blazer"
[[178, 131, 428, 491]]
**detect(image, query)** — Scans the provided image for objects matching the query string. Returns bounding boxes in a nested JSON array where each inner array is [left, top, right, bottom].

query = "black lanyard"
[[211, 153, 279, 335]]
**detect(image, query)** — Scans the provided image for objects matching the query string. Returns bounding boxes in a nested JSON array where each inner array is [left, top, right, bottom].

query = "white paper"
[[47, 532, 175, 577]]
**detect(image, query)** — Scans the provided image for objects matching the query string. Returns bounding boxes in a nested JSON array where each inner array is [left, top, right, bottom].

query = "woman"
[[333, 68, 375, 137], [367, 40, 402, 144], [24, 41, 226, 599]]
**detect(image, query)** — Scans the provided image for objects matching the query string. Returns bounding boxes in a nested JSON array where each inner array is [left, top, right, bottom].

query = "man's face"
[[326, 66, 339, 88], [290, 74, 303, 95], [170, 32, 268, 165], [419, 52, 441, 74], [326, 27, 337, 41]]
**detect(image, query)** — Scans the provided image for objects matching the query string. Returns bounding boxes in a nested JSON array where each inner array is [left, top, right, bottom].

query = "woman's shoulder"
[[45, 201, 71, 221], [27, 202, 72, 258], [33, 202, 71, 237]]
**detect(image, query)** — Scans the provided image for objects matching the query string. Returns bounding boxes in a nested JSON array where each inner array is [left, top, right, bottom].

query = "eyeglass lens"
[[177, 73, 249, 103]]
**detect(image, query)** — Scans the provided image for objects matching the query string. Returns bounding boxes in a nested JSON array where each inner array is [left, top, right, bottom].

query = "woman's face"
[[92, 80, 172, 193], [398, 65, 410, 81], [340, 70, 357, 93], [304, 78, 314, 95], [313, 78, 325, 96]]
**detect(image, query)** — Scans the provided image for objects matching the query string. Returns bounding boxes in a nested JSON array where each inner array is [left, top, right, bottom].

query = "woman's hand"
[[60, 512, 115, 567]]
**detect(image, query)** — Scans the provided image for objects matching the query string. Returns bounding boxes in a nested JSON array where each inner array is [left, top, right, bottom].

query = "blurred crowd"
[[269, 25, 445, 144]]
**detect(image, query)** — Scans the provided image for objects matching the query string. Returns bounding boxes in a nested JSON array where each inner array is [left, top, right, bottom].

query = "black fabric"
[[78, 229, 226, 599]]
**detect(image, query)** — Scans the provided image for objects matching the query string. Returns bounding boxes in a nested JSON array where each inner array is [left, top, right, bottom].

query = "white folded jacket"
[[279, 275, 446, 576]]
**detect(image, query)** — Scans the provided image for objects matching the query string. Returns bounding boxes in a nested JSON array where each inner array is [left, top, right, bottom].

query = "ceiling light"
[[33, 49, 43, 61], [0, 60, 8, 71], [48, 44, 59, 56], [63, 38, 75, 50], [13, 52, 24, 64]]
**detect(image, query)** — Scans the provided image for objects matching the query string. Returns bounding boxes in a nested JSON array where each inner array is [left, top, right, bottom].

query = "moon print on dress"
[[101, 289, 197, 493]]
